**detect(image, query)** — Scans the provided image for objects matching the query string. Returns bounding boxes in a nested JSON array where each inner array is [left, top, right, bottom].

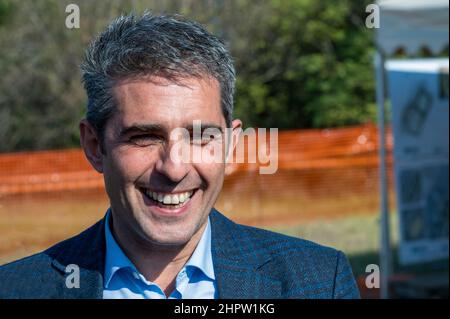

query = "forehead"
[[110, 76, 223, 132]]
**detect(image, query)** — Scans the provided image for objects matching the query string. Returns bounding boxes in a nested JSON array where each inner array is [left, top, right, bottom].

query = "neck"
[[109, 213, 207, 294]]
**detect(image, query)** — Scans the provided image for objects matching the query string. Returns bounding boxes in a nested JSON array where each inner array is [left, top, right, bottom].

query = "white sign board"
[[387, 58, 449, 265]]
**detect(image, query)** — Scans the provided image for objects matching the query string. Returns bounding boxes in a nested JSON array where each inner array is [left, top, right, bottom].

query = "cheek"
[[196, 162, 225, 190], [197, 141, 226, 163], [107, 148, 155, 183]]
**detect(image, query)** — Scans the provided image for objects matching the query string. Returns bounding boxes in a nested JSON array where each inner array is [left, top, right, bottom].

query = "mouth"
[[139, 187, 198, 212]]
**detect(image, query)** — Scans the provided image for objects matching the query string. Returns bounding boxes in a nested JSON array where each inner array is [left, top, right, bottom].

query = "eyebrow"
[[118, 123, 165, 138], [117, 122, 224, 138]]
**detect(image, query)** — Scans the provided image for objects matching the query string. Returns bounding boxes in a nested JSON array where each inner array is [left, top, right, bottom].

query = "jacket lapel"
[[209, 209, 282, 299], [47, 216, 106, 299]]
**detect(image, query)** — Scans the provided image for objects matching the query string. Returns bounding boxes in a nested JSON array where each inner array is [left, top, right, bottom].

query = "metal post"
[[375, 51, 392, 299]]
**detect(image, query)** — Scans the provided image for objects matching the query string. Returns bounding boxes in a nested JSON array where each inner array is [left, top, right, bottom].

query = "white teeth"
[[172, 194, 180, 204], [144, 189, 194, 205], [163, 195, 171, 204]]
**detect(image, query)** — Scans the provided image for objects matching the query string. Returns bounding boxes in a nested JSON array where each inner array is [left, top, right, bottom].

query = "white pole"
[[375, 51, 392, 299]]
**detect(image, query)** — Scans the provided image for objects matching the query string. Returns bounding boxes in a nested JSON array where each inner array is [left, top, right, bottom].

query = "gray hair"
[[81, 12, 235, 146]]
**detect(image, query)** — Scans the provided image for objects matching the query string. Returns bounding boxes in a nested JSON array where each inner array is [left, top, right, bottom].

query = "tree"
[[228, 0, 377, 129], [0, 0, 377, 152]]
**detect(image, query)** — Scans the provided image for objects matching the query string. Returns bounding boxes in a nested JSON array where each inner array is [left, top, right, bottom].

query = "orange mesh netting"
[[0, 123, 395, 225], [0, 123, 393, 196]]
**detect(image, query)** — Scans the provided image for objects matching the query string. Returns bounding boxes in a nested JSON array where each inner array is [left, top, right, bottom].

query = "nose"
[[154, 142, 190, 183]]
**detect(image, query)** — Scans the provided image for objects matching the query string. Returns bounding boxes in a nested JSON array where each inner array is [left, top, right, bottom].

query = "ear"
[[79, 119, 104, 173], [225, 119, 242, 164]]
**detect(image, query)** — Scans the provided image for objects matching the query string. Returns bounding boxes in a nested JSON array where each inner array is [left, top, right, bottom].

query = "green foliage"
[[0, 0, 377, 152], [0, 0, 13, 25], [232, 0, 377, 129]]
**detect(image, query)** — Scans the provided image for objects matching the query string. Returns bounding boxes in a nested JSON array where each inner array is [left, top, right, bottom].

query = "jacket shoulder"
[[0, 219, 105, 298], [240, 222, 340, 262], [0, 250, 59, 298], [237, 223, 360, 298]]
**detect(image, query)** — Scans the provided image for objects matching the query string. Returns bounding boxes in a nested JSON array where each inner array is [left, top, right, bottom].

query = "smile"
[[140, 188, 196, 209]]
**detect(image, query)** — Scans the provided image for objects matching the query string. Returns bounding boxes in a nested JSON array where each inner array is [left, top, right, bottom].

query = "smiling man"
[[0, 13, 359, 299]]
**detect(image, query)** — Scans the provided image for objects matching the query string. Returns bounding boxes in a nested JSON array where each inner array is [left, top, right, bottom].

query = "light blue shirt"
[[102, 210, 217, 299]]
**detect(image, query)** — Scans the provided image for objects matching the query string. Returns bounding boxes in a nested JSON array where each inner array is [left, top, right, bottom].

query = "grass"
[[267, 213, 399, 278]]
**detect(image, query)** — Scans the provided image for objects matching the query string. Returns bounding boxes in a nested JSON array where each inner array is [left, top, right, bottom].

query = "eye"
[[192, 136, 211, 145], [129, 134, 161, 147], [191, 134, 221, 146]]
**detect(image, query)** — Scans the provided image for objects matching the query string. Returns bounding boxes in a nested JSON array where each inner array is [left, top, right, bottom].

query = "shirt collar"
[[103, 208, 215, 288], [103, 209, 138, 288], [184, 213, 215, 281]]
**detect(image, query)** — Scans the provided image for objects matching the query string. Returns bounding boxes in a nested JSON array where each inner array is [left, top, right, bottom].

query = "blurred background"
[[0, 0, 448, 298]]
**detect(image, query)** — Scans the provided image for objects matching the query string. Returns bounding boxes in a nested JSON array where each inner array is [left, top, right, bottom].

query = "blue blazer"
[[0, 209, 360, 299]]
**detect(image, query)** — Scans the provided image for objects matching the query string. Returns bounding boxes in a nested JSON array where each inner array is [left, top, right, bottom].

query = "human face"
[[96, 76, 240, 247]]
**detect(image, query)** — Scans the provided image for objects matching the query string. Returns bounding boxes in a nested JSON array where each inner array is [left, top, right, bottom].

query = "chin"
[[140, 222, 197, 246], [133, 202, 208, 246], [146, 232, 193, 246]]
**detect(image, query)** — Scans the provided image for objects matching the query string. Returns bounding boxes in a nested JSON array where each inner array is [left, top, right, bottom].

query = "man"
[[0, 13, 359, 299]]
